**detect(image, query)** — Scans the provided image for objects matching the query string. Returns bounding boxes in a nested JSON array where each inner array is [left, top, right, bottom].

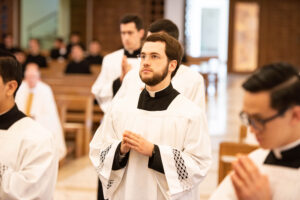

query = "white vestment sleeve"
[[190, 75, 206, 111], [0, 135, 57, 200], [157, 112, 212, 199], [91, 53, 122, 113], [209, 173, 237, 200], [89, 113, 126, 199]]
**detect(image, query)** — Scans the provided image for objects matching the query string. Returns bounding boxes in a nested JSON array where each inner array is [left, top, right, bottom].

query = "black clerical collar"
[[264, 142, 300, 168], [0, 104, 26, 130], [124, 48, 141, 58], [137, 84, 179, 111]]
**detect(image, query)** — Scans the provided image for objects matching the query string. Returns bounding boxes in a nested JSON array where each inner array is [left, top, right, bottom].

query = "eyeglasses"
[[239, 108, 288, 131]]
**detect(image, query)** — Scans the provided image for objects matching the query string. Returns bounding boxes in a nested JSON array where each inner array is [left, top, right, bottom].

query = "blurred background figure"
[[0, 34, 18, 53], [13, 49, 27, 76], [66, 32, 85, 57], [16, 62, 67, 162], [65, 44, 91, 74], [26, 38, 47, 68], [50, 37, 67, 60], [85, 40, 103, 66]]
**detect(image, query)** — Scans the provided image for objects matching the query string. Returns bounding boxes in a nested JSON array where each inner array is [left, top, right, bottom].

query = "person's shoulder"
[[176, 64, 204, 81], [111, 91, 139, 111], [11, 117, 54, 142], [37, 81, 51, 89], [18, 81, 27, 90], [103, 49, 124, 60], [37, 81, 53, 93], [248, 148, 269, 165], [124, 67, 139, 80], [66, 60, 75, 66], [171, 94, 204, 118]]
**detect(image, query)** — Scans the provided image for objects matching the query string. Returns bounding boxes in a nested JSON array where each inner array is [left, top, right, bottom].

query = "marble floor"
[[54, 73, 248, 200]]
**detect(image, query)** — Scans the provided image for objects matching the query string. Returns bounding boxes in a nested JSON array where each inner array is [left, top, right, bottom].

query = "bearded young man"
[[90, 33, 211, 200], [114, 19, 206, 110]]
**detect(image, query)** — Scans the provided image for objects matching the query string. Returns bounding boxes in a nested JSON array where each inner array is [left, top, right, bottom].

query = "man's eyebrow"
[[140, 52, 160, 55], [251, 113, 264, 118], [121, 31, 134, 33]]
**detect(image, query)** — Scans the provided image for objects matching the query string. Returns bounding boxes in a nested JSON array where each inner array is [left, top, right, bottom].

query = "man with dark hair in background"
[[210, 63, 300, 200], [90, 33, 211, 200], [91, 14, 145, 113], [92, 14, 145, 200], [0, 50, 58, 199]]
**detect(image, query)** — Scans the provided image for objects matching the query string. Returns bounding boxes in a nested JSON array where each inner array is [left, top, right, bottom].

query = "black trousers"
[[97, 179, 106, 200]]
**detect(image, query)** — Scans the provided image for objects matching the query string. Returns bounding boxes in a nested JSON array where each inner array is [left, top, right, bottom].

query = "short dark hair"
[[242, 62, 300, 112], [120, 14, 143, 30], [70, 31, 80, 36], [149, 19, 179, 40], [0, 49, 22, 94], [144, 32, 183, 78]]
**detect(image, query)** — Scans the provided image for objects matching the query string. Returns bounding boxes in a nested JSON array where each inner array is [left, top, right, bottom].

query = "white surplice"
[[16, 81, 67, 161], [0, 117, 58, 200], [90, 92, 212, 200], [210, 143, 300, 200], [91, 49, 140, 113], [114, 64, 206, 111]]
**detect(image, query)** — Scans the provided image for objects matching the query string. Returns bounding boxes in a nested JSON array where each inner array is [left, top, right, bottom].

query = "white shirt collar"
[[272, 138, 300, 159], [146, 85, 169, 98]]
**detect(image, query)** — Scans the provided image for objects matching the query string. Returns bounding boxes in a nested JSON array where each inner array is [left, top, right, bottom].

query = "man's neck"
[[125, 46, 141, 55], [146, 85, 169, 97], [284, 128, 300, 147], [0, 100, 15, 115]]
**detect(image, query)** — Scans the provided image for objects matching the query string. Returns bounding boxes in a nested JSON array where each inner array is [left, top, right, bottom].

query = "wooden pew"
[[55, 94, 94, 157], [43, 74, 104, 124], [90, 64, 102, 76], [42, 74, 97, 87], [218, 142, 258, 184], [40, 60, 67, 77]]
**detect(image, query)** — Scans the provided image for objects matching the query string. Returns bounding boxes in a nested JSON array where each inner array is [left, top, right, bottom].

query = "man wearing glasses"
[[210, 62, 300, 200]]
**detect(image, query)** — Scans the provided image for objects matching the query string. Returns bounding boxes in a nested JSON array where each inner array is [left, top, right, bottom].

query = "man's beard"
[[139, 63, 169, 86]]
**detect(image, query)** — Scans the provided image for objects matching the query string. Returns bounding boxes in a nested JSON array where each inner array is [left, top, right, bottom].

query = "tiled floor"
[[54, 73, 248, 200]]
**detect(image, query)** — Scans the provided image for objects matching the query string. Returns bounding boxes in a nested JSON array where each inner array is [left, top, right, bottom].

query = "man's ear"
[[290, 106, 300, 125], [5, 80, 18, 97], [139, 29, 145, 39], [168, 60, 177, 73]]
